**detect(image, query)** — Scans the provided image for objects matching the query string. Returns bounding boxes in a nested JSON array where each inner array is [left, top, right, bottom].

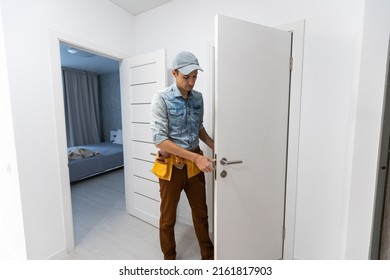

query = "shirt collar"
[[173, 83, 193, 99]]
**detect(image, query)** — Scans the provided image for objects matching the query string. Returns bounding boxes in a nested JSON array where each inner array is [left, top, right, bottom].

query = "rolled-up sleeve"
[[150, 93, 169, 145]]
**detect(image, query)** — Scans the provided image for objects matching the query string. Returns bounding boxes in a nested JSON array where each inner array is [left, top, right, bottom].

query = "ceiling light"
[[67, 48, 78, 54]]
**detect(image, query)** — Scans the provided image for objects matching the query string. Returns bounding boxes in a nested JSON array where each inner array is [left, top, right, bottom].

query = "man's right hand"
[[194, 155, 216, 173], [157, 150, 170, 160]]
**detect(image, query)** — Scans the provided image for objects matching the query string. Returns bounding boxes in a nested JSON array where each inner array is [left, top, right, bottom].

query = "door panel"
[[120, 50, 166, 228], [131, 104, 152, 123], [132, 141, 156, 161], [131, 123, 153, 142], [214, 15, 291, 259], [134, 176, 160, 201], [134, 193, 160, 225], [131, 83, 159, 104], [132, 159, 155, 182], [130, 63, 160, 84]]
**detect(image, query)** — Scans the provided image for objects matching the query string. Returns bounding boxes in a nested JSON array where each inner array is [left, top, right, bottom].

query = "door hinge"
[[289, 57, 293, 71]]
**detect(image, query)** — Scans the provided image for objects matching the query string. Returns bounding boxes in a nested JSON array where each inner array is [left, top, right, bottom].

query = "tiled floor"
[[62, 168, 202, 260]]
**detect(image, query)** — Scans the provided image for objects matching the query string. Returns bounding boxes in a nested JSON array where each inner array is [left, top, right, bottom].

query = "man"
[[150, 51, 215, 260]]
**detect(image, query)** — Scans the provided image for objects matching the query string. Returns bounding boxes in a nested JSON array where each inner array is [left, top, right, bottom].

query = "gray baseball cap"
[[172, 51, 203, 75]]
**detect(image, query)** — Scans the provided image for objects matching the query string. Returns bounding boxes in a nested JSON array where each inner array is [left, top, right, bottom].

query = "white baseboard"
[[47, 248, 67, 260], [292, 256, 303, 260]]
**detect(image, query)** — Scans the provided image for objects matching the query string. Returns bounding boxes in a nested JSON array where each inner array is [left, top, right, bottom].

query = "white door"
[[120, 50, 166, 227], [214, 15, 292, 259]]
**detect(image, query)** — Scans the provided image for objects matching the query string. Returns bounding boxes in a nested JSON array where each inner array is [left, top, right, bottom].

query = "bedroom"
[[60, 42, 124, 182]]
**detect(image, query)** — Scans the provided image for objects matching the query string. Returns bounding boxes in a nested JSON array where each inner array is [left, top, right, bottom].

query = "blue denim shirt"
[[150, 83, 204, 150]]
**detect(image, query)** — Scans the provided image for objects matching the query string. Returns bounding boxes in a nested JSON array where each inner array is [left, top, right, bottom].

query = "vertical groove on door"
[[380, 163, 390, 259]]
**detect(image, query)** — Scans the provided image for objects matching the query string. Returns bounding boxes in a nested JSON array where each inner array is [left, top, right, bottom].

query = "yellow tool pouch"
[[151, 151, 203, 181], [152, 157, 173, 181], [186, 160, 202, 179]]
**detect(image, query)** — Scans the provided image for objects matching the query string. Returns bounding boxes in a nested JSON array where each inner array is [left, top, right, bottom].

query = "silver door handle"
[[220, 157, 243, 165]]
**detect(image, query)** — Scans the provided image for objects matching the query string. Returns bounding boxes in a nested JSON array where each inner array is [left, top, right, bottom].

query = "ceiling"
[[60, 0, 173, 74], [60, 43, 119, 74], [110, 0, 173, 15]]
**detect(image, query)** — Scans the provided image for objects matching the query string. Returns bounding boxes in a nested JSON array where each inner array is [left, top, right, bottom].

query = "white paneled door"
[[120, 50, 166, 227], [214, 15, 292, 259]]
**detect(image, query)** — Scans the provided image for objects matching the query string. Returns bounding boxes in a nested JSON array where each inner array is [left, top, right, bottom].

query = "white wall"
[[0, 6, 26, 260], [0, 0, 135, 259], [347, 0, 390, 259], [134, 0, 369, 259]]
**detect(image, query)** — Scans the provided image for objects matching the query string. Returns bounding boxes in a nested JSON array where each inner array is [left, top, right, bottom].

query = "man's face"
[[173, 70, 198, 95]]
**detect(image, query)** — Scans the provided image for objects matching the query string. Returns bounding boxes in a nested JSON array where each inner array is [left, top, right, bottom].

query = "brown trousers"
[[159, 165, 214, 260]]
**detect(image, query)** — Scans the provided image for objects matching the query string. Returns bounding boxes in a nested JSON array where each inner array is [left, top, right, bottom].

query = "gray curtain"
[[62, 67, 101, 147]]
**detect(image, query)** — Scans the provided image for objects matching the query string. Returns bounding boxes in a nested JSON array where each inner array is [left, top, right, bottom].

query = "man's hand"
[[194, 155, 216, 173], [157, 150, 170, 160]]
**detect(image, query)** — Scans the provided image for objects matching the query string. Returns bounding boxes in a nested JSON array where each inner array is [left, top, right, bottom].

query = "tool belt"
[[152, 150, 202, 181]]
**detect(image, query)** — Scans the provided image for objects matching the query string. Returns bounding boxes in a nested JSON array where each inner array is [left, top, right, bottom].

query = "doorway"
[[59, 41, 125, 253], [49, 32, 127, 253], [371, 42, 390, 260]]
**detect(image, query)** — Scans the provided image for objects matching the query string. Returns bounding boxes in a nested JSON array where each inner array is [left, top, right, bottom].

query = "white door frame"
[[207, 20, 305, 260], [278, 20, 305, 260], [48, 30, 128, 253]]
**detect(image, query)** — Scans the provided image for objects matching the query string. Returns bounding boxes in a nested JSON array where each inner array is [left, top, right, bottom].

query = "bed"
[[67, 142, 124, 182]]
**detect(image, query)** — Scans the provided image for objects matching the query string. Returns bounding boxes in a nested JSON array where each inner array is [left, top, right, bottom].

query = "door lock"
[[220, 170, 227, 178]]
